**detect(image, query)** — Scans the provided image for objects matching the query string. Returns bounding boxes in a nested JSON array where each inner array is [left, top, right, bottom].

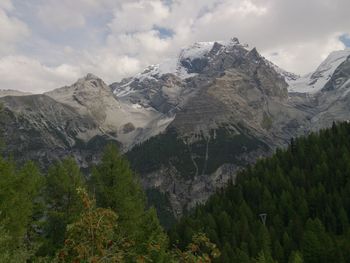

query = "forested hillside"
[[0, 142, 219, 262], [170, 122, 350, 262]]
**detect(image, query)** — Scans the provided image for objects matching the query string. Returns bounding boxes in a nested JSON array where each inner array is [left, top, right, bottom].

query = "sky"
[[0, 0, 350, 93]]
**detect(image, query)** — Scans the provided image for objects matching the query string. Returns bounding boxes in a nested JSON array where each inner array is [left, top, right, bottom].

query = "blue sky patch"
[[340, 34, 350, 47], [153, 26, 175, 39]]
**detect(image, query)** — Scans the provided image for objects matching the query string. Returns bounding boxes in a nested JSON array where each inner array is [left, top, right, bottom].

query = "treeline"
[[170, 122, 350, 262], [0, 144, 219, 262]]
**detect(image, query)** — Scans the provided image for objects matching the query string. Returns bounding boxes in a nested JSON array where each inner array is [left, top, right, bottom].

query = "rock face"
[[288, 49, 350, 131], [0, 94, 103, 167], [0, 89, 32, 97], [1, 39, 350, 223], [46, 74, 173, 150]]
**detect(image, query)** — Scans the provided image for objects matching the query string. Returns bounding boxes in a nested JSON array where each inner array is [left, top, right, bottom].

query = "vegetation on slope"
[[170, 122, 350, 262], [127, 126, 267, 179], [0, 142, 219, 262]]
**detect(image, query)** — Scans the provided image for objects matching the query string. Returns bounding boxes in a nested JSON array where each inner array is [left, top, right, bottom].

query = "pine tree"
[[55, 188, 130, 263], [0, 158, 41, 247], [56, 189, 220, 263], [137, 207, 169, 262], [41, 157, 86, 255], [0, 159, 42, 262], [90, 144, 169, 262], [301, 218, 333, 263], [288, 251, 303, 263], [172, 122, 350, 262], [91, 144, 145, 238]]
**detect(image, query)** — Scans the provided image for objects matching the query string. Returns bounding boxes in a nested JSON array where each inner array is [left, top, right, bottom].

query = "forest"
[[170, 122, 350, 262], [0, 143, 219, 262]]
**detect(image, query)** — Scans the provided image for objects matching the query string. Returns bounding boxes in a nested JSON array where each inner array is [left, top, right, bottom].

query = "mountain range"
[[1, 37, 350, 223]]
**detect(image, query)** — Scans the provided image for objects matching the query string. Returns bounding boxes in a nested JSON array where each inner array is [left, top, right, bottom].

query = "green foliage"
[[91, 144, 145, 238], [0, 103, 4, 150], [56, 189, 219, 263], [301, 218, 335, 263], [0, 140, 221, 262], [127, 126, 267, 179], [171, 233, 220, 262], [0, 224, 34, 263], [55, 188, 129, 262], [127, 129, 197, 178], [40, 157, 86, 255], [137, 207, 170, 262], [0, 157, 42, 247], [288, 251, 303, 263], [91, 144, 170, 262], [145, 188, 176, 229], [171, 121, 350, 262], [0, 157, 42, 262], [255, 251, 277, 263]]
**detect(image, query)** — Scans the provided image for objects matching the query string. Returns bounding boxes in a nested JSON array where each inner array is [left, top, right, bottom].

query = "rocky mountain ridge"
[[0, 90, 32, 97], [1, 39, 350, 222], [45, 73, 173, 150]]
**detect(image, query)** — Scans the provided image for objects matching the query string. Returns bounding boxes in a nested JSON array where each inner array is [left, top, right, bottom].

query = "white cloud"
[[37, 0, 88, 30], [0, 56, 81, 93], [36, 0, 135, 31], [162, 0, 350, 75], [108, 1, 169, 34], [81, 54, 141, 83], [1, 0, 350, 92], [263, 34, 346, 74], [0, 9, 30, 55], [0, 51, 141, 93], [0, 0, 13, 11], [106, 30, 171, 57]]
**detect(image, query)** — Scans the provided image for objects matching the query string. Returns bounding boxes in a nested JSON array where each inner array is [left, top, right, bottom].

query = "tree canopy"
[[170, 122, 350, 262]]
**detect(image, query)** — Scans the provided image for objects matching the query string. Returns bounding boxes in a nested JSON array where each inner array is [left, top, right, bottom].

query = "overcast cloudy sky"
[[1, 0, 350, 93]]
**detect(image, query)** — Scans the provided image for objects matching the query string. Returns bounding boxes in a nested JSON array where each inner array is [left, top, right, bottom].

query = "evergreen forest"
[[170, 122, 350, 262]]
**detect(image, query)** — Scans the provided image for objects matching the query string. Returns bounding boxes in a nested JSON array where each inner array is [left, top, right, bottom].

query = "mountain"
[[288, 49, 350, 131], [46, 73, 173, 150], [288, 49, 350, 94], [112, 38, 310, 219], [0, 89, 32, 97], [0, 94, 102, 167], [1, 38, 350, 223]]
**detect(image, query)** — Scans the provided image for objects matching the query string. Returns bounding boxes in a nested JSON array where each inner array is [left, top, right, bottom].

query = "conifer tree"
[[91, 144, 145, 238], [90, 144, 169, 262], [0, 159, 41, 262], [41, 157, 85, 255], [0, 158, 41, 247], [171, 122, 350, 262]]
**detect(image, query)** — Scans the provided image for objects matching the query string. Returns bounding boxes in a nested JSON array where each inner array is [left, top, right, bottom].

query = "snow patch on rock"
[[288, 49, 350, 94]]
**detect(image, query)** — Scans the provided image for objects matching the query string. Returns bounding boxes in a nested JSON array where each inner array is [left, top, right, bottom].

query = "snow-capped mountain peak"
[[131, 58, 194, 83], [114, 37, 249, 89], [179, 37, 243, 61], [288, 49, 350, 94]]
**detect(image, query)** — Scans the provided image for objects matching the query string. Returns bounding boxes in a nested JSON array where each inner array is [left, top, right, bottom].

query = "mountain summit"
[[2, 38, 350, 218], [289, 49, 350, 93]]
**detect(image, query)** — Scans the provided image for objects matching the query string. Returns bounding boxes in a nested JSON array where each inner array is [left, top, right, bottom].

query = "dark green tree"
[[0, 159, 42, 261], [91, 144, 145, 238], [40, 157, 85, 255], [171, 122, 350, 262], [90, 144, 169, 262]]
